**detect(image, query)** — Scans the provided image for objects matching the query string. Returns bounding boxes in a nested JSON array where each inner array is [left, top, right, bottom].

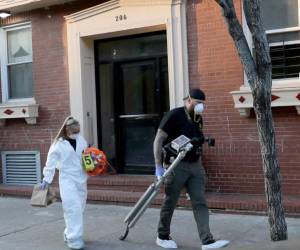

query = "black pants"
[[158, 160, 214, 244]]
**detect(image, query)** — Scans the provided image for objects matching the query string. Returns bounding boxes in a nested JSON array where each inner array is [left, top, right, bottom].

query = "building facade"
[[0, 0, 300, 209]]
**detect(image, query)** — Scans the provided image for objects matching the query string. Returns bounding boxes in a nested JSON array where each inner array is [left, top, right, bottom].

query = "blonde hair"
[[52, 116, 80, 144]]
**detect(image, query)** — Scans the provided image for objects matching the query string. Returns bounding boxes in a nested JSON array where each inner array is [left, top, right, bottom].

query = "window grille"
[[270, 43, 300, 79], [1, 151, 41, 185]]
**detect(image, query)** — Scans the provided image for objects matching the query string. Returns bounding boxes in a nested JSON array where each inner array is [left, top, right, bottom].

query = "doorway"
[[95, 31, 169, 174]]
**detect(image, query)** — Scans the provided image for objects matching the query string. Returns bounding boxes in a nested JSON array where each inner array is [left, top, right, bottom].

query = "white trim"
[[7, 60, 32, 66], [242, 2, 252, 86], [64, 0, 189, 145], [0, 27, 9, 102], [1, 22, 31, 30], [231, 86, 300, 116], [266, 26, 300, 35], [5, 97, 36, 104], [269, 40, 300, 47], [0, 22, 33, 103]]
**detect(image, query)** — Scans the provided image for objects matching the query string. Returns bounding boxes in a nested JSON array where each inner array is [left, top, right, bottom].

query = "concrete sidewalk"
[[0, 197, 299, 250]]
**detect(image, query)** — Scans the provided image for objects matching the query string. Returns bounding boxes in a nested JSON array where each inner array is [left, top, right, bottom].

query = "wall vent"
[[1, 151, 41, 185]]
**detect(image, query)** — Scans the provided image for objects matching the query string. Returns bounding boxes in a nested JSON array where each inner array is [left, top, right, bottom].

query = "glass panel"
[[99, 64, 116, 161], [98, 33, 167, 61], [123, 119, 156, 168], [160, 57, 170, 113], [121, 62, 156, 115], [8, 63, 33, 98], [270, 44, 300, 79], [261, 0, 298, 30], [7, 27, 32, 64], [267, 32, 300, 44]]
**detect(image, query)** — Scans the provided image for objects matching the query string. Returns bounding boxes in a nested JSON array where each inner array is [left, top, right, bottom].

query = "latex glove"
[[155, 165, 165, 180], [39, 180, 49, 190]]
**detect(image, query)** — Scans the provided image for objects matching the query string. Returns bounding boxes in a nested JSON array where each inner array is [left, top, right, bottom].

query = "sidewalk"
[[0, 197, 299, 250]]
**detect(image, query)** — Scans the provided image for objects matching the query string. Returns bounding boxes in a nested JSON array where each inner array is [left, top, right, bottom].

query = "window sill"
[[231, 85, 300, 117], [0, 101, 39, 126]]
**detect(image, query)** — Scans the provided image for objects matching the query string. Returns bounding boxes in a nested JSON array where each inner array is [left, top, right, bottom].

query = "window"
[[261, 0, 300, 80], [269, 44, 300, 79], [0, 23, 33, 101]]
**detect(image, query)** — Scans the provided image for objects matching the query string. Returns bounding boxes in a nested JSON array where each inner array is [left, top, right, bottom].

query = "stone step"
[[1, 184, 300, 215]]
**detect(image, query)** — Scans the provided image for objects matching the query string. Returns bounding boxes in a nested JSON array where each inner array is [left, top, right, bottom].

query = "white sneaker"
[[63, 233, 67, 242], [202, 240, 230, 249], [156, 236, 178, 249], [67, 238, 85, 249]]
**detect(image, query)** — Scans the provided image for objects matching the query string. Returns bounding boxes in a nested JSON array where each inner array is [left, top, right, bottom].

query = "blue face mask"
[[194, 103, 204, 114]]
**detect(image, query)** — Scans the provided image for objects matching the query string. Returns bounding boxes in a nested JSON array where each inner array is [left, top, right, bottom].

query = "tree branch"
[[243, 0, 272, 85], [214, 0, 259, 92]]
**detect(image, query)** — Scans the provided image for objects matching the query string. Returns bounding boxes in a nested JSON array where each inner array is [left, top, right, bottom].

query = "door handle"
[[119, 114, 159, 119]]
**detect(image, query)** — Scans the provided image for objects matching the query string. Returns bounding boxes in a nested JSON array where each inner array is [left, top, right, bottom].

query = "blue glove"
[[155, 165, 165, 179], [39, 180, 49, 190]]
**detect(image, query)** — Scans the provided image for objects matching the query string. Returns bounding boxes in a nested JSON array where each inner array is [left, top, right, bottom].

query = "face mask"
[[194, 103, 204, 114], [68, 133, 79, 140]]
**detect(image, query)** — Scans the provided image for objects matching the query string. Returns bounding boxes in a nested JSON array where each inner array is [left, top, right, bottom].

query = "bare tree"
[[212, 0, 287, 241]]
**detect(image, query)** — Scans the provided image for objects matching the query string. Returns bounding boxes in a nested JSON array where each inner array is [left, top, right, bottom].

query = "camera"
[[190, 136, 215, 147], [205, 136, 215, 147]]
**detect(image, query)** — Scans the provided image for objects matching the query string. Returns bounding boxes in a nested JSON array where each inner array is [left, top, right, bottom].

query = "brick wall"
[[0, 0, 104, 183], [187, 0, 300, 195]]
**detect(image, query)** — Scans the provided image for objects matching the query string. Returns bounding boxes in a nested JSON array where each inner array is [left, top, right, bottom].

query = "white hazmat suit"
[[43, 134, 88, 247]]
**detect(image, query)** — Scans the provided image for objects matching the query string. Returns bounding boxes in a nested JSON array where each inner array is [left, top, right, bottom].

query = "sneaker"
[[63, 233, 67, 243], [67, 238, 85, 250], [156, 236, 178, 249], [202, 240, 230, 249]]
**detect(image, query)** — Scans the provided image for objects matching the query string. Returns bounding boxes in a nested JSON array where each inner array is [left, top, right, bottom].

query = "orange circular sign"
[[82, 147, 108, 176]]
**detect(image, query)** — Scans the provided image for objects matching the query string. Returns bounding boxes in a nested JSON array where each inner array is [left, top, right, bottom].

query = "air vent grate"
[[1, 151, 41, 185]]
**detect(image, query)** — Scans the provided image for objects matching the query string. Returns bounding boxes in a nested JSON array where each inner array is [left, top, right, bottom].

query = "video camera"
[[204, 136, 215, 147]]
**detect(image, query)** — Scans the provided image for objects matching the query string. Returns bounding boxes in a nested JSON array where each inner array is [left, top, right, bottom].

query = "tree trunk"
[[254, 89, 287, 241], [214, 0, 287, 240]]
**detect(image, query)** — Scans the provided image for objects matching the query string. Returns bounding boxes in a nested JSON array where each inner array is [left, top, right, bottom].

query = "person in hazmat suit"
[[40, 116, 88, 250]]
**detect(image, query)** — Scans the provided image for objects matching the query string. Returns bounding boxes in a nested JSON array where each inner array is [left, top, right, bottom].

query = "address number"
[[115, 14, 127, 22]]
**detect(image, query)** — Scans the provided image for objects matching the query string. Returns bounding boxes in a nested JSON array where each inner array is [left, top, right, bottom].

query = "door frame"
[[65, 0, 189, 146], [95, 32, 169, 173]]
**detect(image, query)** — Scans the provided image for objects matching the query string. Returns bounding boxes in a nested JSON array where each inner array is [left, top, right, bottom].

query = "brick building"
[[0, 0, 300, 213]]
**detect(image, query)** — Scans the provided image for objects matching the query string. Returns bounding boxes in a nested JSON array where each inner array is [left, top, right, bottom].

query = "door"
[[95, 31, 169, 174], [115, 59, 164, 174]]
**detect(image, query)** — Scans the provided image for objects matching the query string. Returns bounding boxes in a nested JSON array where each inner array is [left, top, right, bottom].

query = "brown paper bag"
[[30, 185, 56, 207]]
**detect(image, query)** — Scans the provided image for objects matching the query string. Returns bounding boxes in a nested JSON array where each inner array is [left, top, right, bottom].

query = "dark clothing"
[[67, 138, 76, 151], [159, 107, 204, 163], [157, 106, 214, 244], [158, 161, 213, 243]]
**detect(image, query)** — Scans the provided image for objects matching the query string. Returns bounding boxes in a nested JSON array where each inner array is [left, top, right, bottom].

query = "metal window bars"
[[269, 40, 300, 79]]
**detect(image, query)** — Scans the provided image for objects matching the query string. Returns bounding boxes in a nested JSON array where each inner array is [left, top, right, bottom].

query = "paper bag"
[[30, 185, 56, 207]]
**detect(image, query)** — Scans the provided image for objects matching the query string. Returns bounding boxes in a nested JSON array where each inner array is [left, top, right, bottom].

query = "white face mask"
[[68, 133, 79, 140], [194, 103, 204, 114]]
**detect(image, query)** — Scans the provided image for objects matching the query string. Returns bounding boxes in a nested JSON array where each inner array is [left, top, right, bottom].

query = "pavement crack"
[[0, 217, 64, 238]]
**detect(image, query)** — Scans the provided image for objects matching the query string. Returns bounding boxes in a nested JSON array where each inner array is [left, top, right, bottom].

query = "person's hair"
[[52, 116, 80, 143]]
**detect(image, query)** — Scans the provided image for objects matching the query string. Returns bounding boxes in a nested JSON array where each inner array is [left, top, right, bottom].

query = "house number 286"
[[115, 14, 127, 22]]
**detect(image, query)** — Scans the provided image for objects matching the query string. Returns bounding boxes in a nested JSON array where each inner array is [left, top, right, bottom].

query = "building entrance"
[[95, 31, 169, 174]]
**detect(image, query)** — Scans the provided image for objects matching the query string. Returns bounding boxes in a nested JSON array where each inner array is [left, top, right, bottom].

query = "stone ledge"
[[1, 184, 299, 215], [0, 102, 39, 125], [231, 86, 300, 117]]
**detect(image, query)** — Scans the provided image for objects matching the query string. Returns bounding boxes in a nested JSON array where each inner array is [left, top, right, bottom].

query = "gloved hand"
[[39, 180, 49, 190], [155, 165, 165, 180]]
